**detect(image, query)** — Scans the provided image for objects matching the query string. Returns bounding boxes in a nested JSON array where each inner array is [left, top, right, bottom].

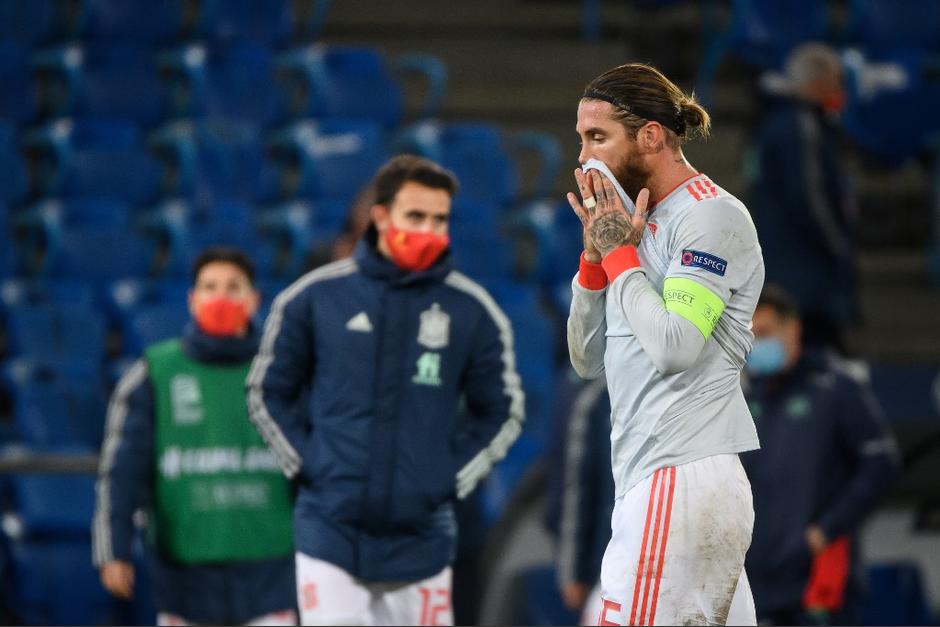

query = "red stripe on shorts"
[[647, 467, 677, 625], [629, 469, 661, 625], [638, 468, 668, 624]]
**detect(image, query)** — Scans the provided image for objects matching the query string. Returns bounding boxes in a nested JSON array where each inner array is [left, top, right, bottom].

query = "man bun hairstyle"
[[373, 154, 459, 206], [583, 63, 711, 148]]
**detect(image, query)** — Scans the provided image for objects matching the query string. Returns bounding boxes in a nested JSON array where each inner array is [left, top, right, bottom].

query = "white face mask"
[[581, 158, 637, 216]]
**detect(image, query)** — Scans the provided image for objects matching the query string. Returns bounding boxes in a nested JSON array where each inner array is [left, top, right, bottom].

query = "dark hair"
[[373, 154, 459, 206], [757, 284, 800, 319], [582, 63, 711, 148], [192, 246, 256, 286]]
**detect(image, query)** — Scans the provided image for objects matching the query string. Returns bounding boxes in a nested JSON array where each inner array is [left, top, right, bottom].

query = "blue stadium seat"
[[42, 225, 157, 281], [398, 121, 519, 206], [849, 0, 940, 56], [450, 229, 515, 280], [151, 119, 281, 203], [862, 562, 934, 625], [2, 360, 105, 449], [729, 0, 828, 69], [22, 119, 164, 204], [0, 279, 97, 311], [272, 119, 387, 202], [22, 197, 131, 229], [514, 565, 581, 626], [308, 197, 354, 236], [0, 122, 29, 204], [122, 303, 190, 355], [2, 457, 113, 625], [5, 303, 106, 365], [479, 434, 543, 526], [0, 42, 38, 124], [278, 45, 405, 128], [76, 0, 189, 43], [200, 0, 294, 44], [32, 44, 168, 126], [0, 0, 63, 45]]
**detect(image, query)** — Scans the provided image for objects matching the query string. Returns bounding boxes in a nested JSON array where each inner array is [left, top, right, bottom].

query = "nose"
[[578, 144, 590, 165]]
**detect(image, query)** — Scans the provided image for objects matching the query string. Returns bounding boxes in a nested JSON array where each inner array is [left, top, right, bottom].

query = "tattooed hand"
[[567, 168, 650, 260]]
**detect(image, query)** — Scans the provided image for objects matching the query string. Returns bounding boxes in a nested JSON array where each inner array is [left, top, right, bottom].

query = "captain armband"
[[662, 278, 726, 340]]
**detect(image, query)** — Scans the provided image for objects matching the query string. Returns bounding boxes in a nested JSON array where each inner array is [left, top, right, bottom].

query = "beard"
[[610, 153, 651, 204]]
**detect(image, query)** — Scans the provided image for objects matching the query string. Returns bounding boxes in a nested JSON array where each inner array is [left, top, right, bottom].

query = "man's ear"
[[639, 122, 664, 153], [371, 204, 391, 232]]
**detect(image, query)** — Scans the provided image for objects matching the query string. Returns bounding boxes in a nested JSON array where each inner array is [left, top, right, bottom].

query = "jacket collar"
[[180, 321, 261, 364]]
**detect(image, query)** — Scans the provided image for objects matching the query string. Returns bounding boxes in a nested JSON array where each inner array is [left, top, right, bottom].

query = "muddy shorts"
[[596, 454, 757, 626]]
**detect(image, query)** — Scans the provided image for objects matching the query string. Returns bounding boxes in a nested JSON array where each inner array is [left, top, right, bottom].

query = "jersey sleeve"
[[662, 198, 762, 340]]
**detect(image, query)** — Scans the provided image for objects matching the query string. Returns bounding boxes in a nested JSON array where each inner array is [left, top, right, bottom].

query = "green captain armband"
[[663, 277, 725, 340]]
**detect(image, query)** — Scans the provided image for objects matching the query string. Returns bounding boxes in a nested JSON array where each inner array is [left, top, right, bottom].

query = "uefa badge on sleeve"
[[417, 303, 450, 349]]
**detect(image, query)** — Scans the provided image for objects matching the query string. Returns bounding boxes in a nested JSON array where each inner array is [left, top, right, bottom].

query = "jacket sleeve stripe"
[[445, 272, 526, 499], [92, 359, 148, 567], [557, 378, 608, 586], [246, 258, 358, 479]]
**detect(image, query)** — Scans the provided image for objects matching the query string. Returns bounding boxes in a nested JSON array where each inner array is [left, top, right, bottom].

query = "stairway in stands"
[[320, 0, 940, 363]]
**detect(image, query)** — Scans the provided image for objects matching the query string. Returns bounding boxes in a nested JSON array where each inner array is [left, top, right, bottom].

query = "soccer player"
[[566, 63, 765, 625], [247, 155, 524, 626]]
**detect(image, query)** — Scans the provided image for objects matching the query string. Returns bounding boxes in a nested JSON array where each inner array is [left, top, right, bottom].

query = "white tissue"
[[581, 158, 636, 216]]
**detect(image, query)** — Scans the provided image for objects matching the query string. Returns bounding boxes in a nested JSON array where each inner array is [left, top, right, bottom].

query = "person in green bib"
[[92, 247, 297, 626]]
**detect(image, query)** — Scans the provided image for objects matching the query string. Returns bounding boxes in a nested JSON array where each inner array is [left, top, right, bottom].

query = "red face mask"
[[383, 225, 450, 272], [194, 296, 251, 337]]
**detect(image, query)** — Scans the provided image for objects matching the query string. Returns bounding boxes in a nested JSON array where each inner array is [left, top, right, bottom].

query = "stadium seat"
[[0, 42, 38, 124], [849, 0, 940, 56], [20, 197, 131, 229], [0, 279, 97, 323], [122, 303, 191, 356], [2, 455, 113, 625], [5, 303, 106, 365], [0, 0, 63, 45], [278, 45, 405, 127], [151, 119, 281, 203], [862, 562, 934, 625], [0, 122, 29, 204], [41, 225, 157, 281], [199, 0, 295, 44], [21, 119, 164, 204], [479, 434, 543, 526], [450, 229, 515, 280], [75, 0, 189, 43], [2, 360, 106, 448], [271, 119, 387, 202], [32, 43, 168, 126], [397, 121, 519, 206]]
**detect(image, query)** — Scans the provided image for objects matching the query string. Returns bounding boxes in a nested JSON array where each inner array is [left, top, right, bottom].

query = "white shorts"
[[157, 609, 297, 626], [597, 454, 757, 626], [295, 552, 453, 626]]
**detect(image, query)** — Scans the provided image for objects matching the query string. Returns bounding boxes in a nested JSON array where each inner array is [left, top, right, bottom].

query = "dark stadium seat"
[[513, 565, 581, 626], [479, 434, 542, 526], [151, 119, 281, 203], [76, 0, 189, 43], [272, 118, 387, 202], [200, 0, 295, 44], [849, 0, 940, 56], [22, 119, 164, 204], [41, 225, 157, 281], [0, 0, 63, 46], [121, 303, 191, 356], [449, 229, 515, 281], [2, 457, 113, 625], [0, 279, 97, 322], [0, 122, 29, 205], [398, 121, 519, 206], [32, 43, 169, 126], [3, 360, 105, 449], [0, 42, 38, 124], [277, 45, 406, 128], [5, 303, 106, 365], [862, 562, 934, 625], [21, 197, 131, 229]]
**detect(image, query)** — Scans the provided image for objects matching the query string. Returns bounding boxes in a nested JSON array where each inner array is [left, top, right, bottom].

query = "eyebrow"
[[576, 126, 606, 136]]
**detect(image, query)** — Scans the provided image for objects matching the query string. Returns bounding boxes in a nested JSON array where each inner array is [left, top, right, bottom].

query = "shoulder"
[[673, 182, 758, 241], [144, 338, 182, 363], [274, 258, 360, 307]]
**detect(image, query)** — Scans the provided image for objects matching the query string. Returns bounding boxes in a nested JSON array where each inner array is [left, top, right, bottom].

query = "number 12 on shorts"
[[418, 587, 450, 626]]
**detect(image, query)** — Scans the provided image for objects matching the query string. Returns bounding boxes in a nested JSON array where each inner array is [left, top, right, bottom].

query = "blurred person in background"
[[749, 43, 857, 353], [742, 284, 899, 625], [567, 62, 763, 625], [246, 154, 524, 626], [544, 374, 613, 625], [92, 247, 297, 626]]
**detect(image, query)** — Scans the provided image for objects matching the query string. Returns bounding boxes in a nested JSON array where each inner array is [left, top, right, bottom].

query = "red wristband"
[[601, 246, 641, 282], [578, 252, 609, 290]]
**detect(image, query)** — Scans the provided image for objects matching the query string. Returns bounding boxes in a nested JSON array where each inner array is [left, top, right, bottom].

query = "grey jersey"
[[568, 174, 764, 497]]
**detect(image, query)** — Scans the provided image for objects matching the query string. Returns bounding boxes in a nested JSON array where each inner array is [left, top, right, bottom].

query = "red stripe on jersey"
[[630, 469, 661, 625], [694, 180, 714, 199], [686, 183, 702, 201], [702, 177, 718, 196], [638, 469, 668, 625]]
